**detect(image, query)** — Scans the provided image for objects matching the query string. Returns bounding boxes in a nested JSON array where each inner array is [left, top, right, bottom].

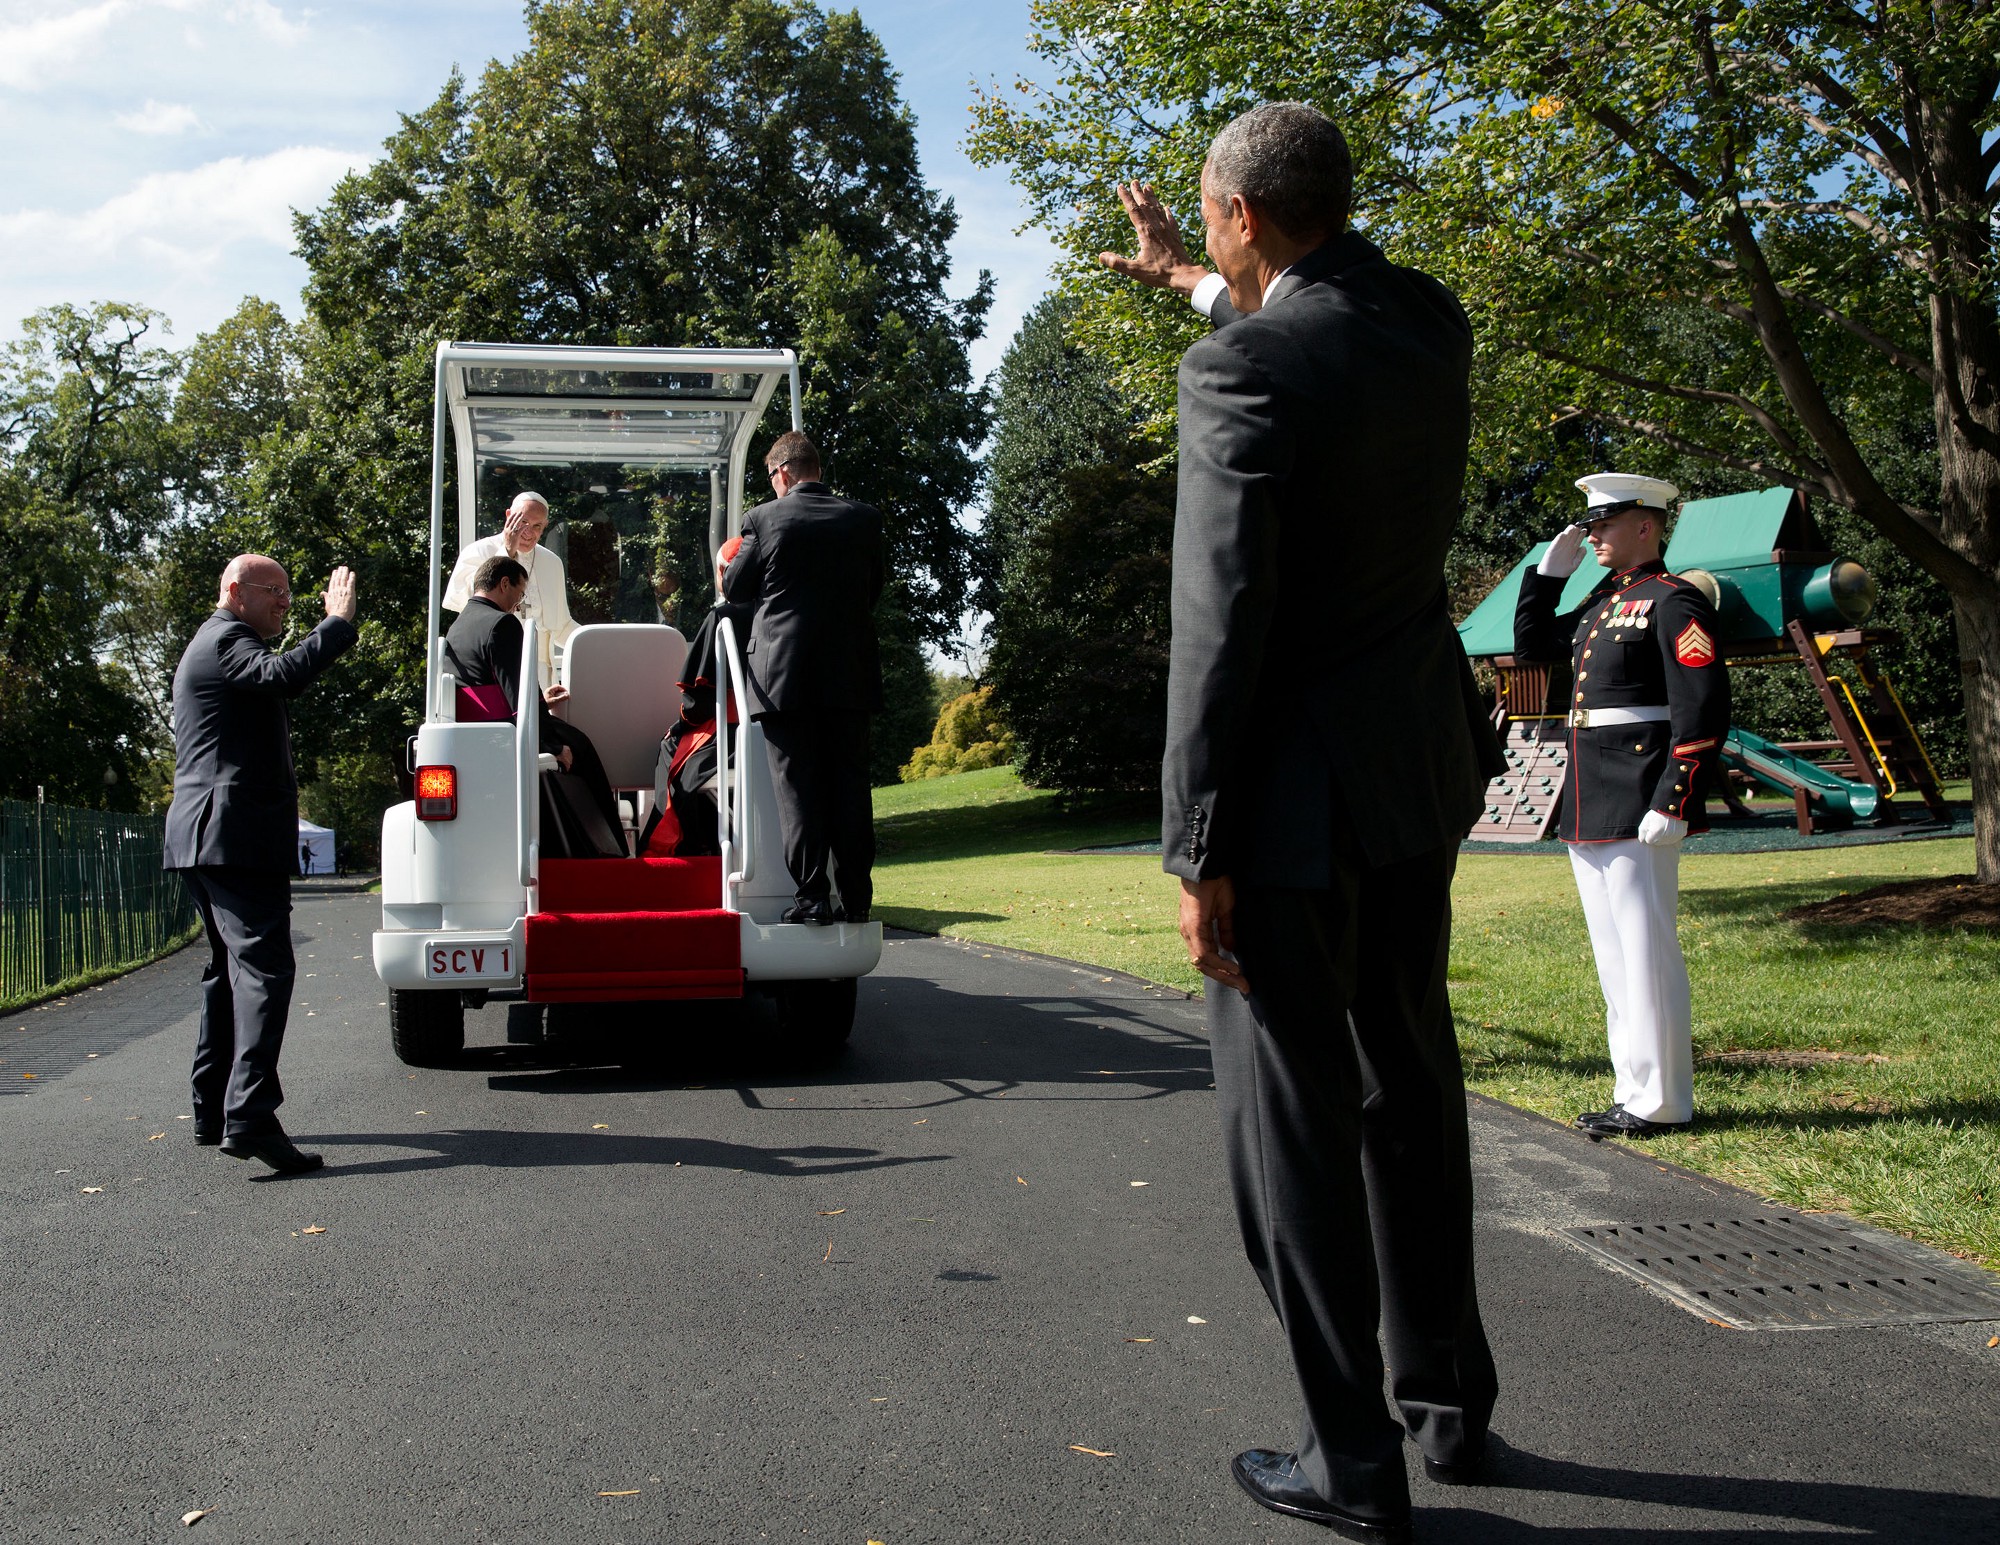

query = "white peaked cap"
[[1575, 471, 1679, 514]]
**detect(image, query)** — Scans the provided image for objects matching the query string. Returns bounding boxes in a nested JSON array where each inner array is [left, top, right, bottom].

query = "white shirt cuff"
[[1190, 272, 1228, 318]]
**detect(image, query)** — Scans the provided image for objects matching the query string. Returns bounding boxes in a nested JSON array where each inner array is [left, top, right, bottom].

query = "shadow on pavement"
[[472, 973, 1216, 1112], [297, 1127, 948, 1180], [1420, 1443, 1995, 1540]]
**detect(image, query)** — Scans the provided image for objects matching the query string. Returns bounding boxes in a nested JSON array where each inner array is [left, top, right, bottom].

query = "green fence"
[[0, 798, 197, 1007]]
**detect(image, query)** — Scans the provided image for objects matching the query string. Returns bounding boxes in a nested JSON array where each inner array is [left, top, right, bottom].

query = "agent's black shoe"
[[220, 1125, 324, 1174], [194, 1125, 222, 1147], [1229, 1450, 1411, 1543], [782, 902, 836, 926], [840, 907, 871, 925], [1575, 1106, 1689, 1139], [1422, 1449, 1489, 1486]]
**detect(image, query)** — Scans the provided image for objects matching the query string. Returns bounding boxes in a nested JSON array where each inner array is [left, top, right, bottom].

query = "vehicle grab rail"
[[713, 611, 755, 908], [518, 617, 540, 886]]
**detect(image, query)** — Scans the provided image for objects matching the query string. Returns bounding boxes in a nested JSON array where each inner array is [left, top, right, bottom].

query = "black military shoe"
[[1229, 1450, 1411, 1543], [781, 901, 836, 926], [220, 1124, 324, 1174], [1575, 1107, 1689, 1140]]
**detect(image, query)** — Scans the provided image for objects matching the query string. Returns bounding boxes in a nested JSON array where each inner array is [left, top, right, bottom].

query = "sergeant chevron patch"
[[1675, 620, 1715, 667]]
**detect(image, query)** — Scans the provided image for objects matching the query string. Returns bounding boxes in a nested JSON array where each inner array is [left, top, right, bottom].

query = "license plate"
[[424, 940, 517, 981]]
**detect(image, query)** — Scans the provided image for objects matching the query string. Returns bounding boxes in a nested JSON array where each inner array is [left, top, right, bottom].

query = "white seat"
[[557, 624, 687, 789]]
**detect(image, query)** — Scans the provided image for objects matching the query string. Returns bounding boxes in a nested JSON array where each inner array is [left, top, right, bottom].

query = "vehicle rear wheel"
[[390, 989, 465, 1066], [771, 977, 857, 1060]]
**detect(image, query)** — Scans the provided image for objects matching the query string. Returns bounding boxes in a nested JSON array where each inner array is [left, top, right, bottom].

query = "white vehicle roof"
[[425, 341, 800, 666]]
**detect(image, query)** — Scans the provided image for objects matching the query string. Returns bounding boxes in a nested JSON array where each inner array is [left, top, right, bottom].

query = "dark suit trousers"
[[758, 710, 873, 915], [184, 866, 295, 1137], [1209, 840, 1495, 1520]]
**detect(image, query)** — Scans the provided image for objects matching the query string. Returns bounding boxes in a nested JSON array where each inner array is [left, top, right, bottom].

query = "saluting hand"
[[1179, 875, 1249, 995], [1100, 181, 1212, 297], [324, 565, 358, 624], [1537, 525, 1589, 579]]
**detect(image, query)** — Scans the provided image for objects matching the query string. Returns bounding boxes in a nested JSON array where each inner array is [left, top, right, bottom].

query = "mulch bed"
[[1781, 875, 2000, 930]]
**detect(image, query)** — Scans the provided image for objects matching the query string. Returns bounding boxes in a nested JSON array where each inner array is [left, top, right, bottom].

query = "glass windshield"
[[462, 366, 764, 400], [467, 404, 735, 468], [473, 462, 726, 633]]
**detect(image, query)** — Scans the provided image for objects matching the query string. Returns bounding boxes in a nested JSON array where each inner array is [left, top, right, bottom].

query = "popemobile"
[[372, 343, 881, 1065]]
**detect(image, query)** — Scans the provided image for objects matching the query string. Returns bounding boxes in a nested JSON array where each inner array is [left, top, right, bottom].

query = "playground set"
[[1455, 487, 1949, 842]]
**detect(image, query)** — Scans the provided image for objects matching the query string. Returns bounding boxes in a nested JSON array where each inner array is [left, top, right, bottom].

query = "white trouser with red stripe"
[[1565, 838, 1693, 1123]]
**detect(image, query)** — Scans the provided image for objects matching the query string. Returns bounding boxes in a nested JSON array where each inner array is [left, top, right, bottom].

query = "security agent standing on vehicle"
[[723, 430, 885, 925], [1514, 473, 1731, 1137], [164, 556, 359, 1174]]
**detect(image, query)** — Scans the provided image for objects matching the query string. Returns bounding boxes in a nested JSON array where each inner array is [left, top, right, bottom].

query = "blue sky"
[[0, 0, 1063, 382]]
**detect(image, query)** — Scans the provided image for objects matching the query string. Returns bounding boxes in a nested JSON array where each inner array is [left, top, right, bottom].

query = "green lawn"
[[875, 768, 1999, 1267]]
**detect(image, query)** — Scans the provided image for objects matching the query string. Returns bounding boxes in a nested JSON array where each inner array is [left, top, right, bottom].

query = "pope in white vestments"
[[441, 491, 577, 679]]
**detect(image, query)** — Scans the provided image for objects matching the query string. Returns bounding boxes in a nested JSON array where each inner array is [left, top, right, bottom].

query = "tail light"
[[415, 765, 457, 820]]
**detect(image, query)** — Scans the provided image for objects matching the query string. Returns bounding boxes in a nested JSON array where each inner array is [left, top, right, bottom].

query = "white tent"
[[298, 818, 336, 876]]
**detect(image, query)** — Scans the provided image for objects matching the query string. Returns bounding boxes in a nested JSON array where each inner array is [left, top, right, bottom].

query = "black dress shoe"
[[781, 902, 835, 926], [840, 907, 871, 925], [1575, 1106, 1689, 1139], [1229, 1450, 1411, 1543], [1422, 1449, 1488, 1486], [220, 1126, 324, 1174], [194, 1125, 222, 1147]]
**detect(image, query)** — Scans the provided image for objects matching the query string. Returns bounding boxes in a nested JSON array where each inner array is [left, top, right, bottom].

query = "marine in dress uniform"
[[1514, 473, 1731, 1136]]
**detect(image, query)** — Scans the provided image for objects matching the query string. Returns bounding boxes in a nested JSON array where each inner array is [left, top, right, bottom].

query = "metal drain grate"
[[1560, 1214, 2000, 1329]]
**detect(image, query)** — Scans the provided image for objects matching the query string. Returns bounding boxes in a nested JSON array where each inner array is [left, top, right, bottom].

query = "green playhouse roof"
[[1456, 486, 1810, 658], [1660, 486, 1803, 571]]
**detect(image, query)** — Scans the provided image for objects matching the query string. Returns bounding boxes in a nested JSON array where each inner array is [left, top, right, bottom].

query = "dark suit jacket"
[[722, 481, 886, 716], [444, 597, 534, 716], [163, 609, 358, 872], [1162, 232, 1504, 884]]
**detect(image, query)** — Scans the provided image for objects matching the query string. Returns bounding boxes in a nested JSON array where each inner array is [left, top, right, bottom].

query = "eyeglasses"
[[242, 581, 292, 603]]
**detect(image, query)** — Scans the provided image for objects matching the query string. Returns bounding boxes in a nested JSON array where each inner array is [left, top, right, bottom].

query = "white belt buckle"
[[1569, 708, 1589, 729]]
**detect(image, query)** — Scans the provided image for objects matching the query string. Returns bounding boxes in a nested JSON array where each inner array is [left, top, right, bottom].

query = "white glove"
[[1536, 524, 1589, 578], [1638, 810, 1687, 846]]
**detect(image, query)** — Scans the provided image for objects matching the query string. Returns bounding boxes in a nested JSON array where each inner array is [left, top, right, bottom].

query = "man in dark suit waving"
[[723, 431, 886, 925], [1103, 104, 1503, 1540], [164, 555, 358, 1174]]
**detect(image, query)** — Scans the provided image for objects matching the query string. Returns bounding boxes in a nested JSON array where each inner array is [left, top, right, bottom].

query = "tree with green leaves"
[[263, 0, 990, 839], [296, 0, 989, 634], [972, 0, 2000, 879], [0, 303, 179, 806], [984, 294, 1174, 794]]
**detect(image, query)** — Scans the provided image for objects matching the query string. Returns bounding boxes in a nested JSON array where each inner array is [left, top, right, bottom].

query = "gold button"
[[1578, 671, 1588, 680], [1576, 692, 1585, 703], [1588, 630, 1599, 639], [1675, 784, 1684, 792], [1583, 650, 1593, 659], [1598, 611, 1609, 621]]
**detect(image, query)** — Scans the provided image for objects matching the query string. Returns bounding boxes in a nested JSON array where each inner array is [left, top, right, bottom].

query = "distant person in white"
[[442, 492, 577, 678]]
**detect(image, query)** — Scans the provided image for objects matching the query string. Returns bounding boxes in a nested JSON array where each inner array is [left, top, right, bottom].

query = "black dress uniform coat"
[[1515, 560, 1731, 841], [1162, 233, 1502, 1525]]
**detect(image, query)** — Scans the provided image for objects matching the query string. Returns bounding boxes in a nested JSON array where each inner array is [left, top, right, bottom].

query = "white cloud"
[[0, 144, 364, 278], [0, 0, 306, 89], [113, 98, 202, 134], [0, 1, 129, 89]]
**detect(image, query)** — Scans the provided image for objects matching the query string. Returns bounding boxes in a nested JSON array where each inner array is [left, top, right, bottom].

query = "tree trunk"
[[1953, 588, 2000, 884]]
